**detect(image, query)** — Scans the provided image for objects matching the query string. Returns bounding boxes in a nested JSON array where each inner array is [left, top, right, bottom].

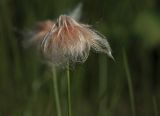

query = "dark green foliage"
[[0, 0, 160, 116]]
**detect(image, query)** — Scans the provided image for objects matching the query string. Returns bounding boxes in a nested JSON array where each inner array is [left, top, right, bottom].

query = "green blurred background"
[[0, 0, 160, 116]]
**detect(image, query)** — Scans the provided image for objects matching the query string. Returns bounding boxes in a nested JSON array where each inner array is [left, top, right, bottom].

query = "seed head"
[[27, 15, 113, 66]]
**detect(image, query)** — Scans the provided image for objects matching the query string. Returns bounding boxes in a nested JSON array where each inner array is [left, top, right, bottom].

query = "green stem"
[[52, 66, 62, 116], [123, 50, 136, 116], [67, 64, 72, 116]]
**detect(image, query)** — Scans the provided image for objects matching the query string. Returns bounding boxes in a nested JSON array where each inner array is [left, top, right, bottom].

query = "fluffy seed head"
[[27, 15, 113, 66]]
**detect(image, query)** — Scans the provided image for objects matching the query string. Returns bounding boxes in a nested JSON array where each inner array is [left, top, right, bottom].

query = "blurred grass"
[[123, 50, 136, 116], [0, 0, 160, 116], [153, 96, 159, 116]]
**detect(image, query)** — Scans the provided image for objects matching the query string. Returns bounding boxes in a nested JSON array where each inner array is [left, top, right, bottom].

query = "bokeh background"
[[0, 0, 160, 116]]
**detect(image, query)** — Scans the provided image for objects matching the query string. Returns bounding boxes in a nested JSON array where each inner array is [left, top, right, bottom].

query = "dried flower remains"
[[27, 15, 113, 66]]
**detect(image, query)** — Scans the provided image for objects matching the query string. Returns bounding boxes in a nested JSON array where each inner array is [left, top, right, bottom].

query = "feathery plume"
[[26, 15, 113, 66]]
